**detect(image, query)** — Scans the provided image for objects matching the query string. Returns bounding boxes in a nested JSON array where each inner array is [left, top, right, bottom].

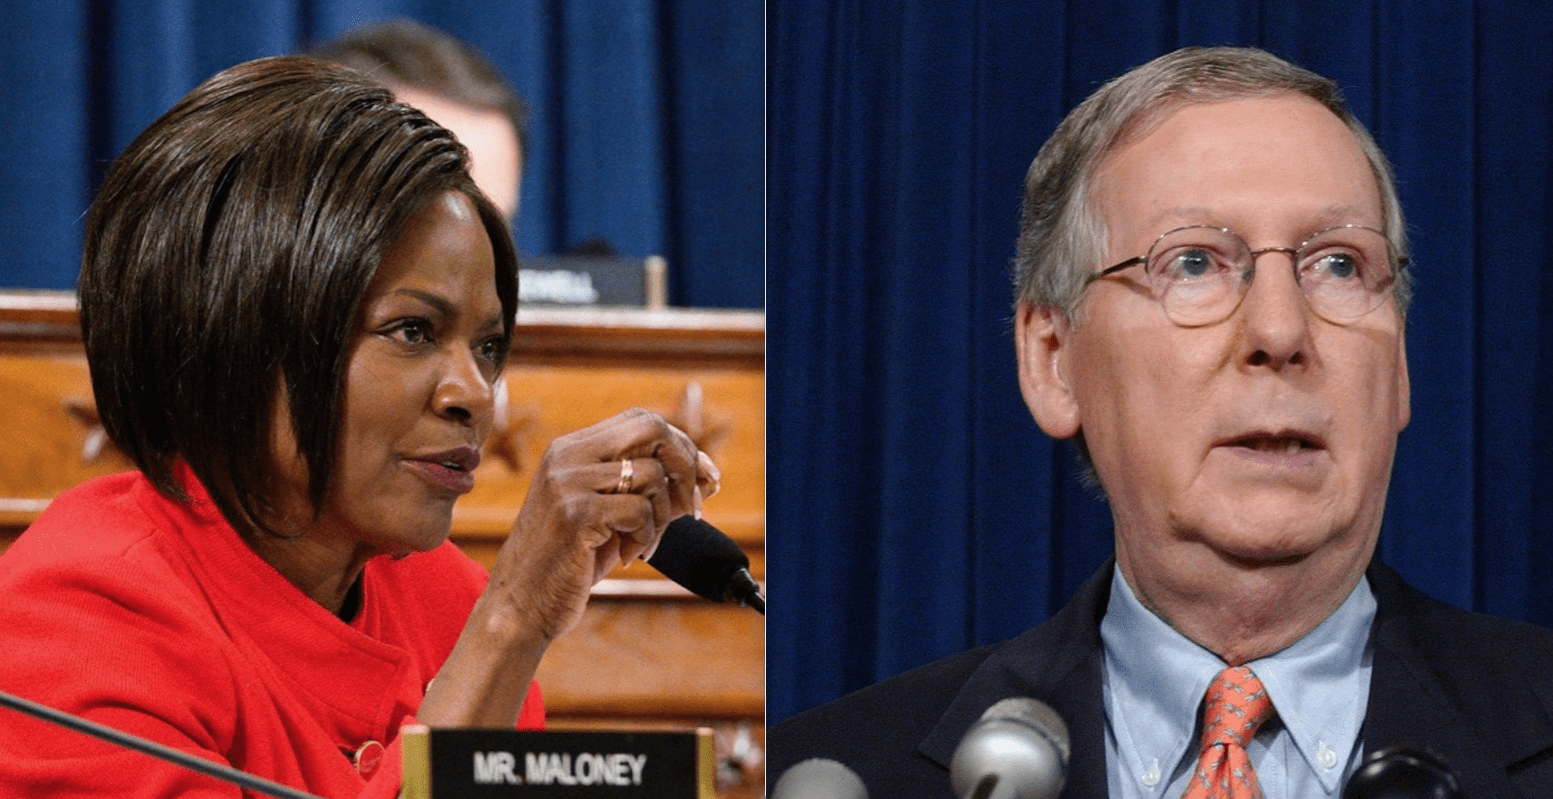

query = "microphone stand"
[[0, 688, 323, 799]]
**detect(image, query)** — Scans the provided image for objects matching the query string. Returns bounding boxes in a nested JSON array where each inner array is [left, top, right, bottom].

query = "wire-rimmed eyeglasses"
[[1083, 225, 1405, 327]]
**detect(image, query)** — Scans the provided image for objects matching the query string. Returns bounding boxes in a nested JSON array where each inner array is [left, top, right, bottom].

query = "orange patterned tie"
[[1181, 666, 1276, 799]]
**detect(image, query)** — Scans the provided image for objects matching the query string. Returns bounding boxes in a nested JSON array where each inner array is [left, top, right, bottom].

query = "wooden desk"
[[0, 291, 766, 797]]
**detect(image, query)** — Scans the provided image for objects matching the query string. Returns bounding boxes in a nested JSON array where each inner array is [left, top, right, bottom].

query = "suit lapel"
[[898, 561, 1553, 798], [1365, 564, 1553, 797], [916, 566, 1113, 799]]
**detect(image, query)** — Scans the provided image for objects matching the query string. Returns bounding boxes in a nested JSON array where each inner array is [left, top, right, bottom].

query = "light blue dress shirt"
[[1100, 566, 1375, 798]]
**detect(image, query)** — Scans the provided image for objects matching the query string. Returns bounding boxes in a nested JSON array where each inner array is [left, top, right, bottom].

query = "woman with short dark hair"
[[0, 55, 714, 798]]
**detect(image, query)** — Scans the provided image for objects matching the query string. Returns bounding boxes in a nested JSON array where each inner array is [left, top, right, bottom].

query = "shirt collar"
[[1101, 565, 1375, 794], [1101, 566, 1223, 790], [1245, 573, 1375, 792]]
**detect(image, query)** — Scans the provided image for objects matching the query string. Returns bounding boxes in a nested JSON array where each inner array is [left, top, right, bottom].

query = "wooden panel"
[[536, 591, 762, 717], [0, 291, 766, 797], [0, 352, 136, 507], [536, 587, 765, 799], [455, 362, 765, 552]]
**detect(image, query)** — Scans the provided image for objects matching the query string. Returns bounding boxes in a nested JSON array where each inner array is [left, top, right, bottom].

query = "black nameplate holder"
[[518, 255, 667, 308], [401, 726, 714, 799]]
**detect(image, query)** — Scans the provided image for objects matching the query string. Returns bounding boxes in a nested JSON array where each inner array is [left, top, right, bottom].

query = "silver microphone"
[[771, 757, 868, 799], [949, 697, 1070, 799]]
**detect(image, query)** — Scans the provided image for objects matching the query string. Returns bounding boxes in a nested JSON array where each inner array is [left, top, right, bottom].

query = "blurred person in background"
[[316, 20, 526, 220]]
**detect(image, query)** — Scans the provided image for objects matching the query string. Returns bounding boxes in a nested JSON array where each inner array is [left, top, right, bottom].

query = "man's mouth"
[[1231, 435, 1321, 455], [1218, 427, 1328, 460]]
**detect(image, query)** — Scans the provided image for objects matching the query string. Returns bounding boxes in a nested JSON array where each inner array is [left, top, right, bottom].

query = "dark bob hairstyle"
[[79, 55, 518, 535]]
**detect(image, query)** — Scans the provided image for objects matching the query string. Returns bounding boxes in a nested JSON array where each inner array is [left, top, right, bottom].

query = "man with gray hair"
[[769, 46, 1553, 799]]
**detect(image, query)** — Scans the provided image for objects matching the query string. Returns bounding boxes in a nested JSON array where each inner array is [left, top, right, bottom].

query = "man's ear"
[[1015, 301, 1081, 439]]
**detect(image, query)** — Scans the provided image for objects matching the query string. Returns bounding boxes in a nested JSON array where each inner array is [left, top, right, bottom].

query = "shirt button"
[[1317, 741, 1338, 770], [354, 740, 385, 779], [1141, 759, 1161, 787]]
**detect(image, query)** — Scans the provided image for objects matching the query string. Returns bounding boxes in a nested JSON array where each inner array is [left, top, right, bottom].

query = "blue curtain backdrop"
[[768, 0, 1553, 723], [0, 0, 761, 309]]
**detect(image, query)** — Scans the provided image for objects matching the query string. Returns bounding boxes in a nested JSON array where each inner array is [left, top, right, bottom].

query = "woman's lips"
[[404, 454, 478, 495]]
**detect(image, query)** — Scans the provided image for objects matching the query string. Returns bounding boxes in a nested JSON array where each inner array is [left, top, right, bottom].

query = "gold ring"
[[615, 458, 634, 494]]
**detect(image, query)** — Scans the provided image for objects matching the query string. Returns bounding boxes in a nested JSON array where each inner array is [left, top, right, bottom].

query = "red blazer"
[[0, 470, 543, 798]]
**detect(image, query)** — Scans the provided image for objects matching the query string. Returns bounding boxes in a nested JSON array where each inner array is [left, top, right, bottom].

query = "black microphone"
[[771, 757, 868, 799], [648, 515, 765, 614], [949, 697, 1069, 799], [1341, 746, 1462, 799]]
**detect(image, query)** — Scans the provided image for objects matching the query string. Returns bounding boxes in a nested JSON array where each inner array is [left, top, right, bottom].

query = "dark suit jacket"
[[769, 563, 1553, 798]]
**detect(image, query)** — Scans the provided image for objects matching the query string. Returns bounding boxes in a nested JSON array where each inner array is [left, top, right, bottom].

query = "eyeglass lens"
[[1146, 226, 1394, 325]]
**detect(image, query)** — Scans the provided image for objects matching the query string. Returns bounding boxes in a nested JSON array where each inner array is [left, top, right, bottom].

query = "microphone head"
[[950, 697, 1069, 799], [771, 758, 868, 799], [647, 515, 750, 603], [1341, 746, 1462, 799]]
